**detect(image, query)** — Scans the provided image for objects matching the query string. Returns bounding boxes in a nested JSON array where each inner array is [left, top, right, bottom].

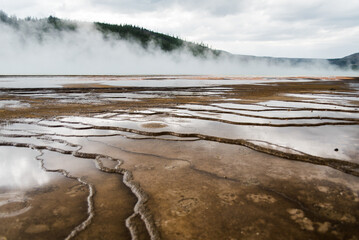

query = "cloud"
[[88, 0, 244, 16], [0, 0, 359, 58]]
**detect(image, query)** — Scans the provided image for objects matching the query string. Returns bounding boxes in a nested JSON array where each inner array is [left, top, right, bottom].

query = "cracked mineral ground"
[[0, 75, 358, 240]]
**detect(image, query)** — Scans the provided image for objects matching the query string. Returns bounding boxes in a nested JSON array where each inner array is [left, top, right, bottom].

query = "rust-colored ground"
[[0, 76, 358, 240]]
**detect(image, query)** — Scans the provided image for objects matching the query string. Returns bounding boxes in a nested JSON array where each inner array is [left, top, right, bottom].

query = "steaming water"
[[0, 76, 317, 88]]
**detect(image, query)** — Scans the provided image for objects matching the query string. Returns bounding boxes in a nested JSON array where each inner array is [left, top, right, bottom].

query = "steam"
[[0, 14, 355, 76]]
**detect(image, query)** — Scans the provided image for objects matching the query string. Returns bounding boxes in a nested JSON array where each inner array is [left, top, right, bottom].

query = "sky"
[[1, 0, 359, 59]]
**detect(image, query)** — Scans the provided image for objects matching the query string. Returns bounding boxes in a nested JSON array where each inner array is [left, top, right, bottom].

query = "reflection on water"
[[258, 100, 359, 111], [0, 76, 359, 239], [0, 100, 30, 108], [53, 113, 359, 162], [0, 146, 55, 189]]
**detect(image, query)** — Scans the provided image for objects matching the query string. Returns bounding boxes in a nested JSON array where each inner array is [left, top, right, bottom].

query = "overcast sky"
[[1, 0, 358, 58]]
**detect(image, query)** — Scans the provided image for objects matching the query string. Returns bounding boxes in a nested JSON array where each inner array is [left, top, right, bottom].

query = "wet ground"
[[0, 75, 358, 240]]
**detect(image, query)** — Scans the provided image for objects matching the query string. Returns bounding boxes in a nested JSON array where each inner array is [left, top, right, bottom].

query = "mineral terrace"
[[0, 76, 358, 240]]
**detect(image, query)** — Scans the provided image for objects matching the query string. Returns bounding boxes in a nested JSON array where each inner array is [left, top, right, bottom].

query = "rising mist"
[[0, 12, 356, 76]]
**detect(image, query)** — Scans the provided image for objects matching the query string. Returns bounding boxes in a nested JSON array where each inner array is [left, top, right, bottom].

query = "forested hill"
[[94, 22, 222, 57], [0, 11, 221, 58], [329, 53, 359, 71], [0, 10, 358, 70]]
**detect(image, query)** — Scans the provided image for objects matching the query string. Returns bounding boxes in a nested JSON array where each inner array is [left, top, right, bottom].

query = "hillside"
[[329, 53, 359, 70], [94, 22, 222, 57], [0, 10, 358, 71], [0, 11, 220, 58]]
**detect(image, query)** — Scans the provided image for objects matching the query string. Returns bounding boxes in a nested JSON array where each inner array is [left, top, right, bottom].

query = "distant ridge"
[[1, 10, 358, 71], [94, 22, 222, 57], [329, 53, 359, 70]]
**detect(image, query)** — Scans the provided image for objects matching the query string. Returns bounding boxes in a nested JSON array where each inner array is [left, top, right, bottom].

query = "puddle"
[[258, 100, 359, 111], [285, 93, 359, 105], [212, 102, 279, 111], [144, 108, 355, 125], [1, 122, 120, 137], [0, 146, 56, 189], [0, 100, 30, 109], [54, 115, 359, 162], [235, 109, 359, 119]]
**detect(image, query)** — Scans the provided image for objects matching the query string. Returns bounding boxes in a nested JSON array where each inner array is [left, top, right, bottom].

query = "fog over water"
[[0, 16, 356, 76]]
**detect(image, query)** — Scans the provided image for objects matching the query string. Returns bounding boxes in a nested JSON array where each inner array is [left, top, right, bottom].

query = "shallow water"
[[0, 76, 317, 88], [0, 75, 358, 240], [0, 146, 56, 189]]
